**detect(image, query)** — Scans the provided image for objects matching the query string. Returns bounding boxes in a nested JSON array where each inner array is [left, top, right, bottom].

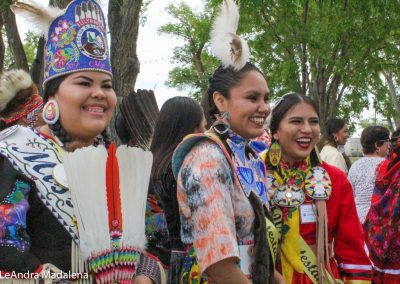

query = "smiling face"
[[273, 101, 320, 163], [214, 71, 271, 139], [52, 71, 116, 142]]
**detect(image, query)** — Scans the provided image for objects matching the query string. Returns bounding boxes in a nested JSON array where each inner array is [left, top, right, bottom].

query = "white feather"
[[0, 69, 32, 112], [210, 0, 250, 71], [117, 146, 152, 251], [11, 0, 65, 38], [63, 146, 110, 261]]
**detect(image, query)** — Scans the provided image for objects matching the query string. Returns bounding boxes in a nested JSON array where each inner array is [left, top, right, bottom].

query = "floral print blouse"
[[176, 140, 255, 274]]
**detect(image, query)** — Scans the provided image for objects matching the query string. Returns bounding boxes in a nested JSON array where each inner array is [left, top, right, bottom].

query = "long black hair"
[[203, 63, 274, 284], [44, 75, 111, 149], [150, 96, 204, 248]]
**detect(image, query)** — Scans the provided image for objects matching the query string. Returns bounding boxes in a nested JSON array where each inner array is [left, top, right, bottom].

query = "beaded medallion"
[[304, 166, 332, 199]]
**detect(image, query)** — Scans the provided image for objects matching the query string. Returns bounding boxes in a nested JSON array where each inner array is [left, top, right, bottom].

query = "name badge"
[[300, 204, 317, 224]]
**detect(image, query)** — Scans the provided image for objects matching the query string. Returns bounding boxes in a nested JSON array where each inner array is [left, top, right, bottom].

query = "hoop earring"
[[212, 112, 231, 135], [42, 99, 60, 125], [269, 141, 281, 166]]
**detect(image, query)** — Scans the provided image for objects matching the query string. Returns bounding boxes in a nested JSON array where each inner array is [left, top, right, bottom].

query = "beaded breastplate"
[[226, 131, 268, 205], [267, 159, 332, 208]]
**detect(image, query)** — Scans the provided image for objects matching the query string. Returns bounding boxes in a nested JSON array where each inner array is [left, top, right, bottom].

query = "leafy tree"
[[234, 0, 400, 127], [3, 30, 40, 69], [158, 2, 218, 100], [1, 0, 28, 71], [163, 0, 400, 129]]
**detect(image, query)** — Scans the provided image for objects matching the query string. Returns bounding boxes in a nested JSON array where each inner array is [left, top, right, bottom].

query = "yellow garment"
[[281, 208, 303, 284]]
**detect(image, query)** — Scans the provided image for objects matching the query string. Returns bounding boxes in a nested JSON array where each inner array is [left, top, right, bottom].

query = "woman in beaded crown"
[[0, 0, 162, 283]]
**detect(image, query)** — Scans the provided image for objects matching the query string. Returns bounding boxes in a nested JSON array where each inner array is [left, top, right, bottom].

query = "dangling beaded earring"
[[42, 99, 60, 125], [268, 140, 281, 166], [212, 112, 231, 135]]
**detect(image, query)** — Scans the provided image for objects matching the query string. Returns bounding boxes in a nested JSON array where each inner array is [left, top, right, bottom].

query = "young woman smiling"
[[0, 1, 160, 283], [264, 92, 371, 284], [170, 1, 280, 283]]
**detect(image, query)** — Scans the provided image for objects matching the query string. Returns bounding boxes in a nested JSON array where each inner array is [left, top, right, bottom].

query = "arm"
[[333, 175, 372, 283], [177, 141, 246, 279], [205, 257, 251, 284], [134, 253, 162, 284], [0, 156, 42, 273]]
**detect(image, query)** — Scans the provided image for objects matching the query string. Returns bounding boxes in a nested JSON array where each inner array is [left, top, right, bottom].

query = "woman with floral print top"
[[171, 1, 281, 282], [172, 63, 281, 283]]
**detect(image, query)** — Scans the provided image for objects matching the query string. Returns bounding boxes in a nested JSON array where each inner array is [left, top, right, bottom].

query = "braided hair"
[[204, 63, 275, 284], [44, 75, 112, 150]]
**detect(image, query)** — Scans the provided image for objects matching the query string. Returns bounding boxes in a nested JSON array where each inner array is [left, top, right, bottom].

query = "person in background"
[[348, 125, 390, 223], [264, 92, 371, 283], [364, 128, 400, 284], [0, 69, 43, 131], [319, 118, 351, 174], [147, 96, 206, 283]]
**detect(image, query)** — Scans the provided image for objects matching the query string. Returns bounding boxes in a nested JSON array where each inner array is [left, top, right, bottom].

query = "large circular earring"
[[212, 112, 231, 135], [42, 99, 60, 125]]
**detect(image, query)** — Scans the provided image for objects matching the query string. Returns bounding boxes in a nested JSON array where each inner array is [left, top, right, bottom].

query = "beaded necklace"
[[267, 157, 332, 208]]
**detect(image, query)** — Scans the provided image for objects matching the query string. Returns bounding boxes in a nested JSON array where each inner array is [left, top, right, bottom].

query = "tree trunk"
[[383, 72, 400, 128], [30, 37, 44, 90], [2, 7, 28, 71], [108, 0, 143, 141], [0, 15, 4, 73]]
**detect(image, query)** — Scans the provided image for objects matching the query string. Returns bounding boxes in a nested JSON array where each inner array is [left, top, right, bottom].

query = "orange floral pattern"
[[176, 140, 255, 274]]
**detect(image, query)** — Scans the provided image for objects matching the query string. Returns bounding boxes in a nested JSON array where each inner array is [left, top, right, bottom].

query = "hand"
[[133, 275, 154, 284], [274, 270, 286, 284]]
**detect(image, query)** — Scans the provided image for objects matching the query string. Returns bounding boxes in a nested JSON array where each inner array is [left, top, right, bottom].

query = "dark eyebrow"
[[72, 75, 112, 83]]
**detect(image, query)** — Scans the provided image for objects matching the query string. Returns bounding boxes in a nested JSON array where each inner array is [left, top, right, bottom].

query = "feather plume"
[[117, 145, 152, 251], [11, 1, 65, 38], [210, 0, 249, 71], [63, 146, 110, 261]]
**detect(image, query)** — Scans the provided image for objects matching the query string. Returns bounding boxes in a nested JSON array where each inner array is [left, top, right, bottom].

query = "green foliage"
[[2, 29, 39, 70], [0, 0, 14, 13], [158, 2, 218, 101], [162, 0, 400, 127], [23, 31, 40, 68]]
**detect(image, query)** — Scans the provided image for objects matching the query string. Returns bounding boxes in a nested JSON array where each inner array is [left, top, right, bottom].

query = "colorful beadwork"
[[43, 0, 112, 87], [226, 131, 268, 205], [304, 167, 332, 200]]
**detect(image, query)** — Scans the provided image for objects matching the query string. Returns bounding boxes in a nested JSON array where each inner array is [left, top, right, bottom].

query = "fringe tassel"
[[316, 200, 336, 284]]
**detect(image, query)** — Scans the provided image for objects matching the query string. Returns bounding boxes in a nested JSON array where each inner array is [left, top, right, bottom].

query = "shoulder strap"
[[172, 132, 235, 178]]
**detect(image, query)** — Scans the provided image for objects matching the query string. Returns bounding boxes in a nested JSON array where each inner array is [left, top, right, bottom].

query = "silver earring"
[[212, 112, 230, 135]]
